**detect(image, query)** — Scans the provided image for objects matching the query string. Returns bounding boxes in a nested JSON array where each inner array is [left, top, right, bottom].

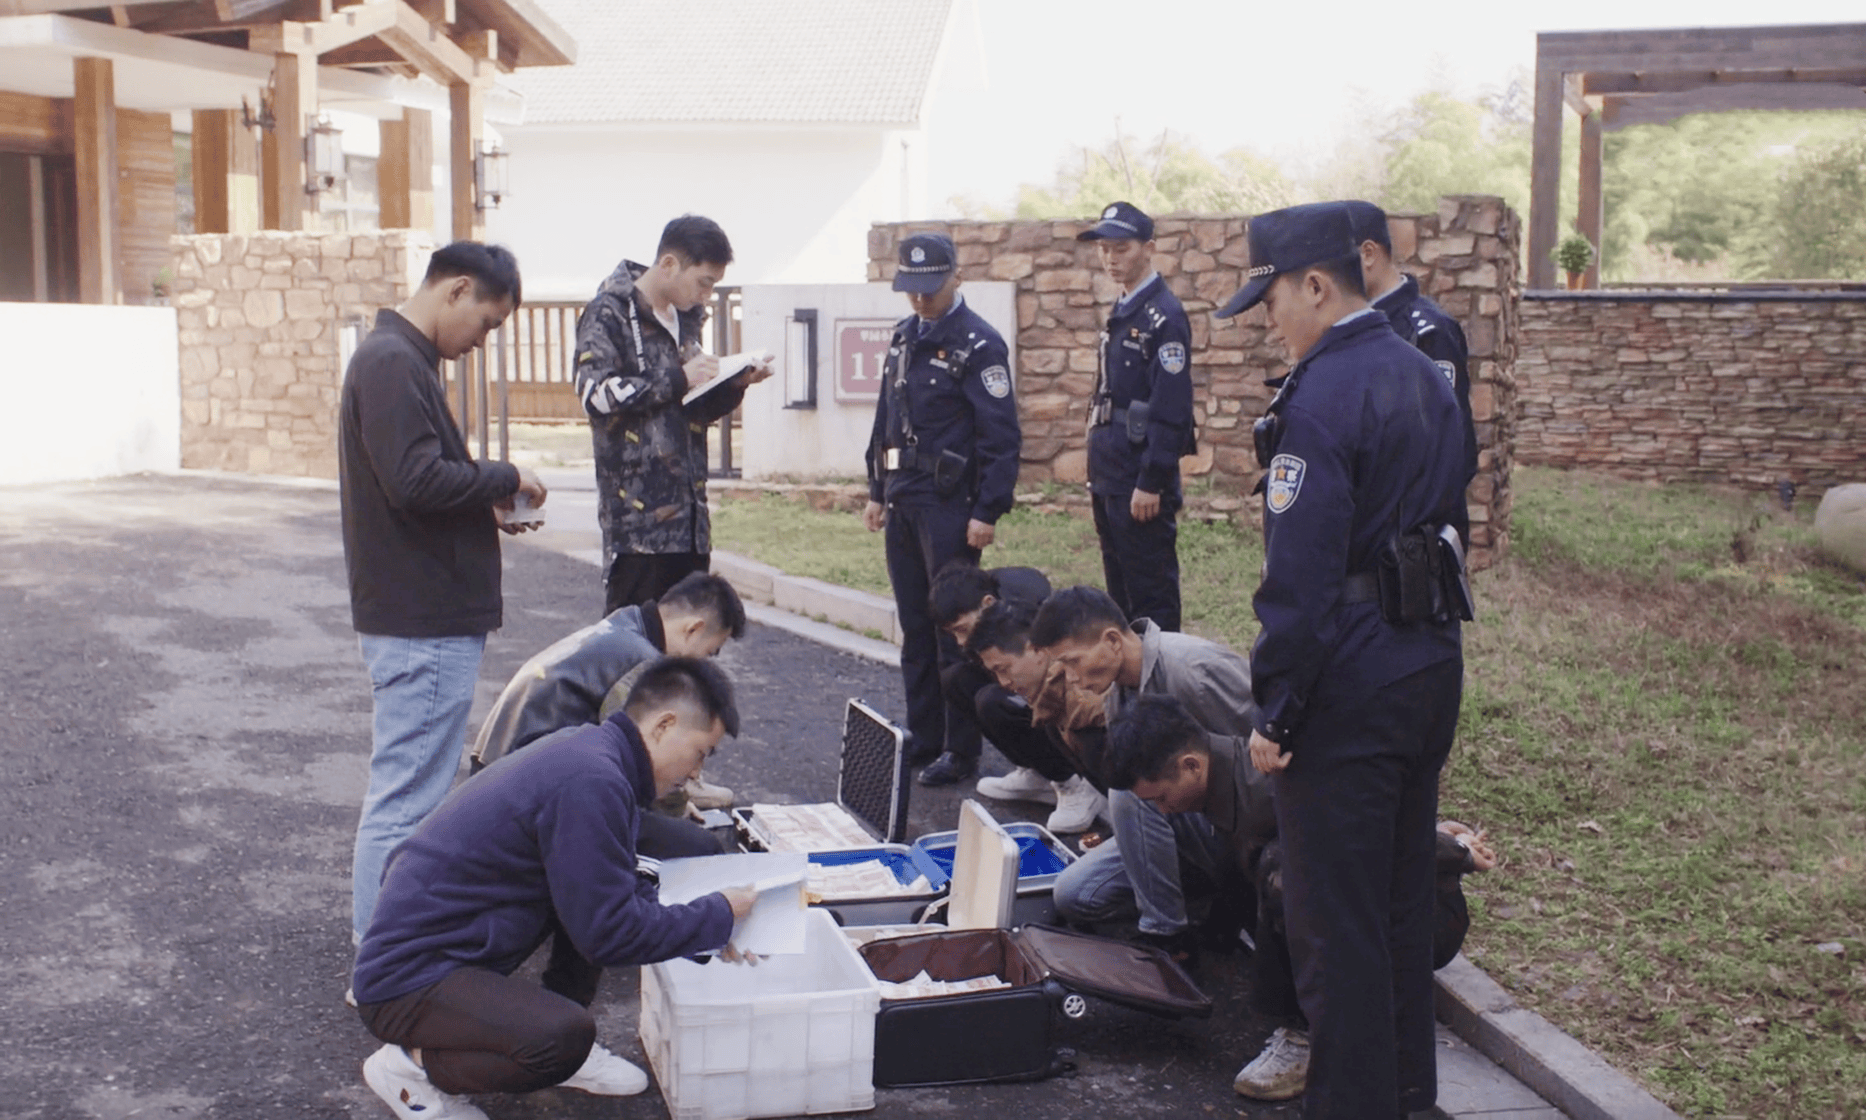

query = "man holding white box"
[[351, 658, 757, 1120]]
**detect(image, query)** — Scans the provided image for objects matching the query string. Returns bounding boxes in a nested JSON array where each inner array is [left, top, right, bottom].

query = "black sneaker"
[[916, 751, 976, 787]]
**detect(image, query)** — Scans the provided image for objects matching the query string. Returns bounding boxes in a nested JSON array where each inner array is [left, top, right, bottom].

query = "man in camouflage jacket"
[[574, 215, 770, 616]]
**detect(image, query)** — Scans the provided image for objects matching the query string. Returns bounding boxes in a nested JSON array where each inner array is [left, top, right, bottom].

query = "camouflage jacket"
[[574, 260, 745, 561]]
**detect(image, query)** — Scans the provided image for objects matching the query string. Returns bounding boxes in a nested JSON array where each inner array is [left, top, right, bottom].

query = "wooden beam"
[[379, 0, 480, 84], [73, 55, 118, 304], [449, 78, 481, 241], [1577, 111, 1603, 290], [1600, 82, 1866, 131], [1563, 73, 1593, 119], [1538, 24, 1866, 72], [262, 49, 316, 231], [454, 0, 573, 67], [1528, 63, 1565, 290], [245, 0, 393, 54], [378, 106, 432, 231], [0, 0, 173, 14], [406, 0, 451, 23], [191, 108, 258, 234], [124, 0, 300, 33], [318, 40, 402, 65], [1582, 67, 1866, 95]]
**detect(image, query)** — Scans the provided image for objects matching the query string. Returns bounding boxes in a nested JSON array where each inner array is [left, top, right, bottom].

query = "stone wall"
[[169, 230, 434, 478], [867, 195, 1521, 569], [1518, 293, 1866, 492]]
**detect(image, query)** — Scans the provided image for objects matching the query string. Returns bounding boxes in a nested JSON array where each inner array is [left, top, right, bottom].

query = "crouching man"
[[352, 658, 756, 1120]]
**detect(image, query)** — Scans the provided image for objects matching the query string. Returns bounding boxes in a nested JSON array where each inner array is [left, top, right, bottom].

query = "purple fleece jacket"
[[352, 711, 734, 1004]]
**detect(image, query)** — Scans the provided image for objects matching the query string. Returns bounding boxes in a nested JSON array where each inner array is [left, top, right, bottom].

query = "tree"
[[1009, 129, 1294, 220], [1764, 130, 1866, 280]]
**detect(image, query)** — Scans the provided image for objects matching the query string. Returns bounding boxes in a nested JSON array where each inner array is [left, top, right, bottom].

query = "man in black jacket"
[[339, 241, 547, 947]]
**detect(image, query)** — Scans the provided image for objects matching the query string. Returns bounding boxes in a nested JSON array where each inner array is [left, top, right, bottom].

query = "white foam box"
[[640, 906, 880, 1120]]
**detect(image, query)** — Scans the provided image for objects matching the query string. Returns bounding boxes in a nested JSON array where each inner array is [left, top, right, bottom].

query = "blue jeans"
[[352, 633, 487, 943], [1052, 789, 1224, 936]]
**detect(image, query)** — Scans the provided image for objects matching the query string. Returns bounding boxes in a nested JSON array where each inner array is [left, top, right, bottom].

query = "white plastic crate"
[[640, 907, 880, 1120]]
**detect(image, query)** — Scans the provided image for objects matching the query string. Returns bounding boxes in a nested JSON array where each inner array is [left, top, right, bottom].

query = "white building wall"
[[0, 304, 180, 484], [485, 124, 919, 301]]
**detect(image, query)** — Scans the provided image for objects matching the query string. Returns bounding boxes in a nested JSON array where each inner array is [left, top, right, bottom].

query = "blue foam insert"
[[919, 830, 1067, 879], [808, 847, 950, 890]]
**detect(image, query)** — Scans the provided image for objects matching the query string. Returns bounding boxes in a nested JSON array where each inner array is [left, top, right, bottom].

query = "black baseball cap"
[[892, 233, 957, 294], [1215, 201, 1360, 318], [1077, 200, 1154, 242]]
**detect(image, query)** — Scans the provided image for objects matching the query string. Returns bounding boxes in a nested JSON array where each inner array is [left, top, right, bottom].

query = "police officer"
[[1216, 202, 1467, 1119], [1345, 200, 1477, 542], [1081, 201, 1194, 632], [864, 233, 1022, 786]]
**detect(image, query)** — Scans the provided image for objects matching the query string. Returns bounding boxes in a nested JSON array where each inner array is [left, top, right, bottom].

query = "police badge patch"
[[981, 364, 1012, 398], [1266, 453, 1306, 514], [1160, 342, 1187, 374], [1435, 360, 1456, 387]]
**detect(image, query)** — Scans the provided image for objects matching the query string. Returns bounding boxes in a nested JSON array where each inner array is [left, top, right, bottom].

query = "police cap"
[[1342, 199, 1390, 249], [1215, 201, 1360, 318], [1077, 200, 1154, 242], [892, 233, 958, 294]]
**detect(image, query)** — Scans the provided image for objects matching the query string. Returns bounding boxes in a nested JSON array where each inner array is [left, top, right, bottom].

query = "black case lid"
[[1015, 924, 1213, 1020], [839, 699, 910, 845]]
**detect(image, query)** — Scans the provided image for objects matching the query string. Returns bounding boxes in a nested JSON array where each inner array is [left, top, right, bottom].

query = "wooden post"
[[73, 56, 119, 304], [378, 107, 433, 232], [449, 80, 484, 242], [1577, 110, 1604, 290], [191, 108, 259, 234], [263, 51, 317, 231], [1528, 62, 1565, 290]]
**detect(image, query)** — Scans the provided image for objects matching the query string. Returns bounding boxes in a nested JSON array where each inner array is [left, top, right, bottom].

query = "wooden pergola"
[[0, 0, 573, 302], [1530, 23, 1866, 289]]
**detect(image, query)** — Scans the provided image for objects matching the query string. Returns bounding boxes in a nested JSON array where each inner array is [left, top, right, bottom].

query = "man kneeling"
[[352, 657, 756, 1119]]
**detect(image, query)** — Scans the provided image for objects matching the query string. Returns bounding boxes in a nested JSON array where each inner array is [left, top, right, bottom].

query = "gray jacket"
[[470, 603, 664, 768]]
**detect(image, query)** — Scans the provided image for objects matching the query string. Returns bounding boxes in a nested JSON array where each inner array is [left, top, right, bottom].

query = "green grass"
[[713, 468, 1866, 1117]]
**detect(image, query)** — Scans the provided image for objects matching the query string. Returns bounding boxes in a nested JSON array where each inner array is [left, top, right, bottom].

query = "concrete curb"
[[713, 550, 903, 651], [1435, 957, 1683, 1120]]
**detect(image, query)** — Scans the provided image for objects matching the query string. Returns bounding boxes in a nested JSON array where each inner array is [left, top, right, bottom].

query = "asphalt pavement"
[[0, 471, 1557, 1120]]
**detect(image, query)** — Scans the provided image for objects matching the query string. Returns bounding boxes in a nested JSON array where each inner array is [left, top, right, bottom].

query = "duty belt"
[[1090, 403, 1130, 428], [1340, 572, 1380, 604]]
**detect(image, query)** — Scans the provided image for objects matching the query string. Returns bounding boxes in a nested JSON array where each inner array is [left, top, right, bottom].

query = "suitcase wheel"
[[1061, 992, 1088, 1020]]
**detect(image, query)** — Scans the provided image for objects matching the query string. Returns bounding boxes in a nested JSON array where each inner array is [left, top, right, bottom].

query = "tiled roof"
[[509, 0, 953, 126]]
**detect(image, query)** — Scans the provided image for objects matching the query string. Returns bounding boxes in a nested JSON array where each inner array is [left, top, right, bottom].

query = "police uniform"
[[866, 234, 1022, 782], [1344, 201, 1478, 543], [1081, 202, 1193, 632], [1217, 203, 1467, 1119]]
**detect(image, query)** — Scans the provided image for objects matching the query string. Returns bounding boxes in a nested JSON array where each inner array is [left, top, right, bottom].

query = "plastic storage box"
[[913, 820, 1076, 927], [640, 907, 881, 1120]]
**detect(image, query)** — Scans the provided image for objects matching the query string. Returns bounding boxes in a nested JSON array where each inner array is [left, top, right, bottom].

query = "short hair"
[[424, 241, 522, 307], [929, 561, 1000, 628], [624, 656, 740, 738], [1288, 255, 1366, 299], [661, 572, 747, 640], [657, 214, 734, 268], [1029, 585, 1128, 650], [966, 597, 1039, 658], [1103, 693, 1209, 790]]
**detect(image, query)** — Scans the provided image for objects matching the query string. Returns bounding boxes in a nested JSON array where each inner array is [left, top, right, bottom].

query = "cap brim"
[[1215, 274, 1274, 319], [891, 269, 950, 294], [1075, 220, 1147, 242]]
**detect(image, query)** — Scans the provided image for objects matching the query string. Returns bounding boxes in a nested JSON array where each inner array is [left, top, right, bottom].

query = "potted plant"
[[1553, 235, 1594, 290], [150, 267, 173, 306]]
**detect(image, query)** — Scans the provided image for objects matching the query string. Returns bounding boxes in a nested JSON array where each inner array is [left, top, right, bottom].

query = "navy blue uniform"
[[866, 298, 1021, 764], [1373, 273, 1476, 540], [1250, 310, 1466, 1119], [1089, 274, 1193, 631]]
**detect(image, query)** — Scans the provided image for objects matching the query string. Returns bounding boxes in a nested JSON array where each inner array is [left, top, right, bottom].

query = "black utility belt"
[[883, 446, 971, 496], [1090, 399, 1150, 446], [1342, 525, 1475, 625]]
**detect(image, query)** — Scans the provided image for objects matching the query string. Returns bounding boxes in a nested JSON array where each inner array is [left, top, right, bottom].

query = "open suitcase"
[[854, 802, 1213, 1087]]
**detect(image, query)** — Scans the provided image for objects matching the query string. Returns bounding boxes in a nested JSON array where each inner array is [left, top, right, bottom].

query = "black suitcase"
[[859, 923, 1212, 1087]]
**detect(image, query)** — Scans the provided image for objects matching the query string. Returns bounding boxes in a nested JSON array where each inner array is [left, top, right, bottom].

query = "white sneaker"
[[975, 766, 1057, 804], [684, 772, 734, 810], [1233, 1026, 1310, 1100], [1045, 775, 1107, 834], [560, 1042, 650, 1096], [362, 1044, 489, 1120]]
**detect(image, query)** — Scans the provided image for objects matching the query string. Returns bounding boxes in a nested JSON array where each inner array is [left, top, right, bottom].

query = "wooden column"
[[73, 56, 119, 304], [449, 79, 484, 242], [1576, 110, 1604, 290], [1528, 63, 1565, 290], [191, 108, 259, 234], [378, 107, 433, 232], [262, 51, 317, 231]]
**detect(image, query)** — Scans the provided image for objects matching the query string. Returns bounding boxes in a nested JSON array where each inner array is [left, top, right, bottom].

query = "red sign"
[[835, 319, 896, 403]]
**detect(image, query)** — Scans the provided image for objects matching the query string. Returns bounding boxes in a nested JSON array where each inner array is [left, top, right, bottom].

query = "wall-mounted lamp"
[[304, 115, 345, 195], [474, 143, 509, 211]]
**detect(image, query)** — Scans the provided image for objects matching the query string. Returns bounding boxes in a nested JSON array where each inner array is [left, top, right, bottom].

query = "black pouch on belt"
[[1376, 529, 1444, 625], [934, 449, 970, 497], [1124, 400, 1151, 447]]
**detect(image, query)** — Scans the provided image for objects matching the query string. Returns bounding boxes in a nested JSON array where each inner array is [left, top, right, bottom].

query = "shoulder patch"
[[1435, 359, 1457, 387], [1159, 341, 1187, 375], [980, 364, 1012, 399], [1266, 454, 1306, 515]]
